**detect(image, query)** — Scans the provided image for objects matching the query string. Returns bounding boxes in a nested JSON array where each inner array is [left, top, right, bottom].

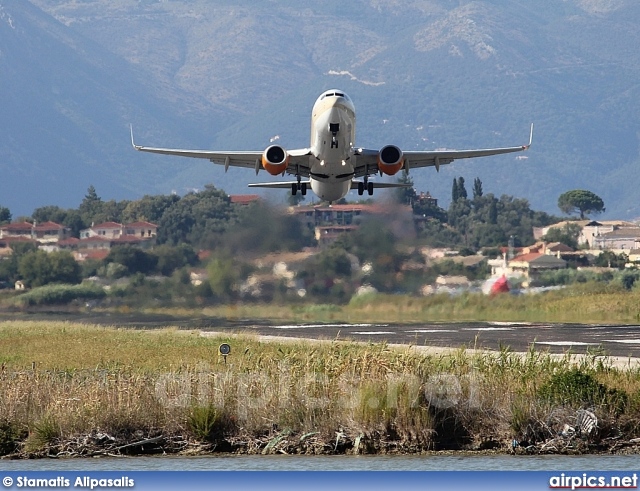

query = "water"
[[1, 454, 638, 471]]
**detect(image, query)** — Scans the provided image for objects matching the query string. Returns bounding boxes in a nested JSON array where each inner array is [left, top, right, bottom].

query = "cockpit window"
[[321, 91, 350, 100]]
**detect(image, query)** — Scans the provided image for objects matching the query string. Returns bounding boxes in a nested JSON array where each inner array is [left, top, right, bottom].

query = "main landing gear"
[[291, 181, 307, 196], [357, 180, 374, 196]]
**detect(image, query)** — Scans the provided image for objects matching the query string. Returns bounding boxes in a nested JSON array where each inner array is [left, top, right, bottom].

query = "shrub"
[[538, 369, 628, 415], [0, 420, 22, 456], [24, 415, 60, 453], [13, 283, 106, 307]]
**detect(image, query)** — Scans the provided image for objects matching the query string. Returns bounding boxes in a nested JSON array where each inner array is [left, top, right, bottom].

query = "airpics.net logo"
[[549, 473, 638, 490], [152, 362, 485, 414]]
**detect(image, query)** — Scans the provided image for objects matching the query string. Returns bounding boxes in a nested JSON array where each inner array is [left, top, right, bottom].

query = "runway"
[[204, 320, 640, 360], [5, 312, 640, 359]]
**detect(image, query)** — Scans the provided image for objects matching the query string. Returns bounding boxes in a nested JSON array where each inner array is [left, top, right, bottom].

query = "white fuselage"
[[307, 90, 357, 202]]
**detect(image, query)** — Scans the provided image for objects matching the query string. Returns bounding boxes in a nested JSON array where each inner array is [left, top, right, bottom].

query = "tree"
[[207, 252, 246, 300], [104, 245, 158, 275], [394, 174, 417, 206], [153, 244, 198, 276], [79, 185, 103, 225], [121, 194, 180, 224], [457, 177, 468, 200], [222, 202, 313, 254], [472, 178, 483, 199], [557, 190, 605, 219], [451, 178, 460, 202], [0, 206, 11, 225], [18, 250, 81, 287], [593, 251, 627, 269], [157, 186, 236, 247], [542, 223, 582, 249]]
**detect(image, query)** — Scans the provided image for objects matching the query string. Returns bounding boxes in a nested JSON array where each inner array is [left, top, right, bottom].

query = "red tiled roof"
[[125, 221, 157, 228], [79, 236, 109, 244], [92, 222, 122, 229], [198, 250, 212, 261], [1, 222, 34, 231], [58, 238, 80, 246], [230, 194, 260, 204], [511, 252, 544, 263], [34, 221, 65, 231]]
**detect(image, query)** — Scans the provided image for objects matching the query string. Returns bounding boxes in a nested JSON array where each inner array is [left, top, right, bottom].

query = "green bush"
[[14, 283, 106, 307], [0, 420, 22, 456], [538, 369, 628, 414], [186, 405, 234, 443], [24, 415, 60, 453]]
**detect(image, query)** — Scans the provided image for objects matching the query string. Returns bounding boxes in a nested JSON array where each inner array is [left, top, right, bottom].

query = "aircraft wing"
[[130, 126, 311, 173], [354, 124, 533, 178]]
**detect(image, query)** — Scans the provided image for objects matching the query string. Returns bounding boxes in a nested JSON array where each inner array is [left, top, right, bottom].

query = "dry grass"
[[147, 287, 640, 325], [2, 321, 640, 456]]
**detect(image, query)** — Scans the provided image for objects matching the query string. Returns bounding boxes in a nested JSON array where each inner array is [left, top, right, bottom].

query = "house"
[[592, 227, 640, 252], [230, 194, 260, 206], [80, 222, 124, 239], [508, 252, 567, 281], [79, 221, 158, 244], [579, 221, 637, 248], [628, 249, 640, 265], [315, 225, 358, 246], [0, 221, 69, 243], [292, 203, 414, 245], [123, 221, 157, 238]]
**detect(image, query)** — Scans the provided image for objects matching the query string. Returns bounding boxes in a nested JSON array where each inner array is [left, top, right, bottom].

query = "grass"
[[1, 321, 640, 456], [139, 286, 640, 325]]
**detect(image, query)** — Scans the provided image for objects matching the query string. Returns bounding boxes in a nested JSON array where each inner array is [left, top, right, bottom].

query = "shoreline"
[[4, 427, 640, 460]]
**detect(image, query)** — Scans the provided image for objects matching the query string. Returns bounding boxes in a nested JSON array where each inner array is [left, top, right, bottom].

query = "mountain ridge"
[[2, 1, 639, 219]]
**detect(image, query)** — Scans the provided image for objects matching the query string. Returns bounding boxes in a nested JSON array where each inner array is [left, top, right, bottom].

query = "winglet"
[[525, 123, 534, 150], [130, 124, 141, 150]]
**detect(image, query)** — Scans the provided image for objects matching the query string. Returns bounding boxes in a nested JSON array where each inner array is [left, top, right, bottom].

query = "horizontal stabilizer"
[[248, 181, 311, 189], [350, 181, 412, 189]]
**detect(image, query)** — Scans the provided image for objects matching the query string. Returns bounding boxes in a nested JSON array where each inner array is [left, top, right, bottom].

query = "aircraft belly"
[[310, 179, 351, 202]]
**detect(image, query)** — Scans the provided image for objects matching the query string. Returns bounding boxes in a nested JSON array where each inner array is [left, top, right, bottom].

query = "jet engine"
[[262, 145, 289, 175], [377, 145, 404, 176]]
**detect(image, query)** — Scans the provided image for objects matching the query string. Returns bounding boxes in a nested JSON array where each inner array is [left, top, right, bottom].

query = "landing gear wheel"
[[357, 182, 364, 196], [301, 183, 307, 196], [367, 182, 374, 196], [291, 183, 297, 196]]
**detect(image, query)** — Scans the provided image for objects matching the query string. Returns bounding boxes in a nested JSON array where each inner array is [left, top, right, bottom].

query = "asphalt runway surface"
[[221, 321, 640, 359], [7, 311, 640, 359]]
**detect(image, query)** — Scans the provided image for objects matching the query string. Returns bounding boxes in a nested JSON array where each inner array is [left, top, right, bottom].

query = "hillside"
[[2, 0, 640, 218]]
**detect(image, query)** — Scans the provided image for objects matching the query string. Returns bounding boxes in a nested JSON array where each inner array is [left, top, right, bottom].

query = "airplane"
[[131, 89, 533, 203]]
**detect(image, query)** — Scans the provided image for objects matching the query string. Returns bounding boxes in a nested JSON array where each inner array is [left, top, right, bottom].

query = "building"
[[0, 221, 70, 243], [291, 203, 413, 245], [507, 252, 567, 280], [80, 221, 158, 240], [592, 226, 640, 252], [230, 194, 260, 206]]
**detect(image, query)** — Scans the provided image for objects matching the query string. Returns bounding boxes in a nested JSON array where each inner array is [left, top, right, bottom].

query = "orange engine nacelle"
[[262, 145, 289, 175], [377, 145, 404, 176]]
